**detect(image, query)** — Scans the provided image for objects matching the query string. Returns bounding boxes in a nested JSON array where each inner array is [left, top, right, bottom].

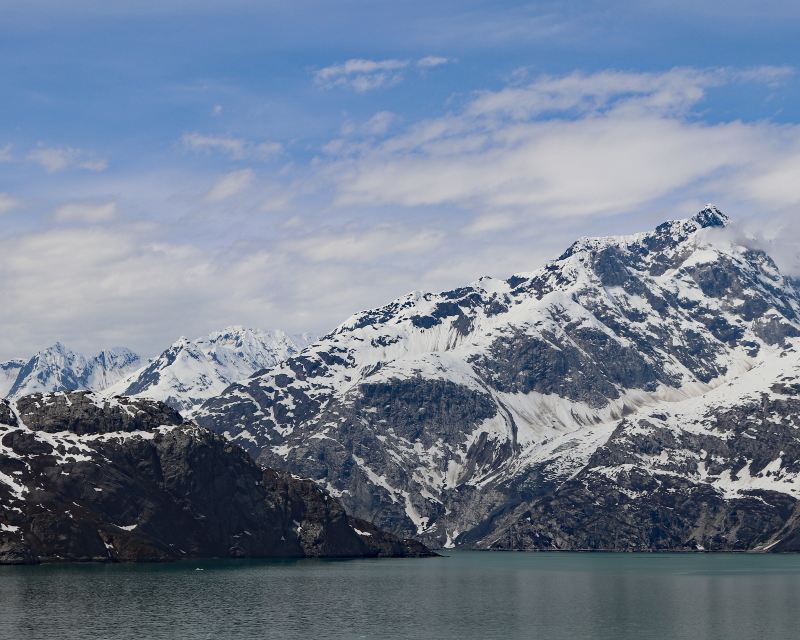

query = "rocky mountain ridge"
[[1, 327, 309, 415], [195, 206, 800, 549]]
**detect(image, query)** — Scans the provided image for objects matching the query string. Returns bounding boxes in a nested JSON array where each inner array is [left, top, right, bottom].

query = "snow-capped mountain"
[[196, 206, 800, 549], [4, 344, 141, 400], [106, 327, 309, 413], [0, 360, 25, 398]]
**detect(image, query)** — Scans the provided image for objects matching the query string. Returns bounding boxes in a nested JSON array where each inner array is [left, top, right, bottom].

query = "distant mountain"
[[196, 206, 800, 550], [4, 344, 141, 400], [105, 327, 310, 414], [0, 360, 25, 398]]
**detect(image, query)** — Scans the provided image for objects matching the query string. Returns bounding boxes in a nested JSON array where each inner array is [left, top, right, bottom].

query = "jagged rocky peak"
[[554, 204, 729, 268], [1, 328, 309, 407], [196, 205, 800, 549], [694, 203, 730, 228]]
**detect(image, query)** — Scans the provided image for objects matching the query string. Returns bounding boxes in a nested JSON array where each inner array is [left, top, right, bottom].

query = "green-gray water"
[[2, 551, 799, 640]]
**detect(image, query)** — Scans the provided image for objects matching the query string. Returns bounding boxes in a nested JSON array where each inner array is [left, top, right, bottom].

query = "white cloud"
[[0, 227, 231, 357], [77, 159, 109, 172], [362, 111, 398, 136], [260, 187, 295, 213], [465, 67, 792, 120], [26, 145, 108, 173], [463, 212, 517, 234], [315, 58, 408, 92], [417, 56, 452, 68], [182, 132, 246, 158], [0, 219, 446, 359], [182, 132, 282, 160], [0, 144, 13, 163], [291, 227, 444, 262], [255, 141, 282, 158], [54, 201, 117, 223], [323, 112, 400, 156], [0, 193, 20, 215], [206, 168, 254, 201], [328, 66, 800, 221], [314, 56, 453, 92], [4, 65, 800, 361]]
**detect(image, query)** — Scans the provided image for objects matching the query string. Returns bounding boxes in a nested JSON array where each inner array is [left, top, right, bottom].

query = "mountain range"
[[4, 205, 800, 552], [0, 327, 310, 414], [196, 206, 800, 550], [0, 344, 141, 400]]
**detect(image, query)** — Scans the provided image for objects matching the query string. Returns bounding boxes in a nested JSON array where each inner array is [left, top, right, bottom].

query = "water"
[[2, 551, 800, 640]]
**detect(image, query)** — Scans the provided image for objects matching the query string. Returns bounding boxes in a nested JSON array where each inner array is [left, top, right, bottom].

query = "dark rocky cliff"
[[0, 392, 430, 564]]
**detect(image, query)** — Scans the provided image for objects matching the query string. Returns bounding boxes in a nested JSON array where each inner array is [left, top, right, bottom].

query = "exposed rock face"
[[0, 392, 430, 564], [196, 206, 800, 549], [14, 392, 184, 435], [482, 356, 800, 552]]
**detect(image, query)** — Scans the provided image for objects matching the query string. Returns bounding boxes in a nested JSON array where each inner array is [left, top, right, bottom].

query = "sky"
[[1, 0, 800, 360]]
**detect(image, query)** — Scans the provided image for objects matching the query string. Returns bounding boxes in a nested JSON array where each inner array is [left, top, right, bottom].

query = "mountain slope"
[[0, 360, 24, 398], [5, 344, 141, 400], [197, 206, 800, 548], [0, 391, 430, 563], [106, 327, 308, 413], [482, 344, 800, 551]]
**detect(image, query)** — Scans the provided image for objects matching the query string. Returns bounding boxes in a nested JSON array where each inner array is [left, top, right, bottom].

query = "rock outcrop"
[[0, 392, 430, 564], [481, 362, 800, 551]]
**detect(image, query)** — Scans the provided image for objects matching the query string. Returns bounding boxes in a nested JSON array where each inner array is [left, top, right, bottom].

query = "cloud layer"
[[26, 145, 107, 173], [328, 67, 800, 221], [2, 65, 800, 359]]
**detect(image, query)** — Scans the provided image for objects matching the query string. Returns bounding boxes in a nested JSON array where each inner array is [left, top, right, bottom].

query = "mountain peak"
[[107, 326, 307, 413], [42, 341, 74, 355], [692, 204, 729, 229], [195, 200, 800, 549]]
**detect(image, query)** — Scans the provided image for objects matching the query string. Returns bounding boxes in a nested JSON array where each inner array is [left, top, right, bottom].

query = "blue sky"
[[1, 0, 800, 359]]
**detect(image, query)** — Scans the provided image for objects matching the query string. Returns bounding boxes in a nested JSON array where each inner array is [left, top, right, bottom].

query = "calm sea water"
[[2, 551, 800, 640]]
